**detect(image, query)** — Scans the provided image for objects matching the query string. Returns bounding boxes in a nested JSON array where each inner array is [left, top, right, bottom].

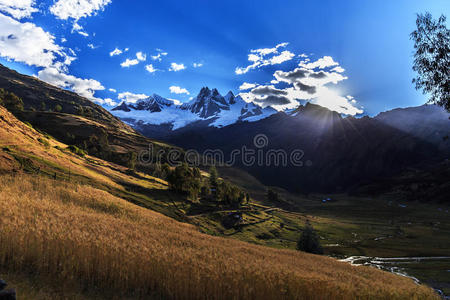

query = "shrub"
[[40, 101, 46, 111], [297, 222, 323, 254], [54, 104, 62, 112], [67, 145, 87, 157], [38, 138, 50, 148], [0, 89, 23, 111]]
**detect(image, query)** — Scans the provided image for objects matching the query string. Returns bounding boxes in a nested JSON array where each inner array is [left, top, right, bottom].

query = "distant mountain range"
[[111, 87, 277, 132], [155, 102, 450, 194]]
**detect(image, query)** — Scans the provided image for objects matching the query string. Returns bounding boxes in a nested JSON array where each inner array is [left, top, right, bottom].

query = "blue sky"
[[0, 0, 448, 115]]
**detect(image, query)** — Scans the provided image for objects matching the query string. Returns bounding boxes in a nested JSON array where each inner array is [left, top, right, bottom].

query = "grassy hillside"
[[0, 174, 438, 300], [0, 64, 177, 171], [0, 102, 445, 298]]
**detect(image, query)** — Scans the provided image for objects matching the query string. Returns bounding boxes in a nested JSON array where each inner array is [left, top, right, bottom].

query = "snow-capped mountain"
[[111, 87, 277, 130]]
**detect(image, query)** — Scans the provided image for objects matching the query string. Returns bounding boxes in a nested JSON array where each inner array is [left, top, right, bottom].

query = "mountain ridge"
[[111, 87, 277, 130]]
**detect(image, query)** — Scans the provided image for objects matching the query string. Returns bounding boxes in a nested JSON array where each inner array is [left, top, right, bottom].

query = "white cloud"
[[120, 58, 139, 67], [193, 62, 203, 68], [118, 91, 148, 103], [331, 66, 345, 73], [37, 67, 106, 104], [235, 42, 294, 75], [120, 52, 147, 67], [50, 0, 112, 21], [145, 64, 157, 73], [0, 0, 38, 20], [103, 98, 117, 106], [299, 55, 338, 69], [0, 12, 114, 106], [87, 43, 99, 49], [239, 55, 363, 115], [77, 30, 89, 37], [71, 22, 89, 36], [61, 37, 67, 43], [151, 50, 167, 61], [0, 13, 74, 70], [312, 88, 363, 116], [268, 50, 295, 65], [110, 47, 122, 56], [169, 86, 189, 95], [136, 51, 146, 61], [239, 82, 257, 90], [109, 88, 117, 93], [169, 62, 186, 72]]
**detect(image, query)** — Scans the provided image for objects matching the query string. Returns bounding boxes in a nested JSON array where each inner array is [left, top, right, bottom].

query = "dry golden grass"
[[0, 174, 438, 300], [0, 106, 166, 191]]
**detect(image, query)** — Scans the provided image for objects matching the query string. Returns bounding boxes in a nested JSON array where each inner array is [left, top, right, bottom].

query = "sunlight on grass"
[[0, 174, 438, 299]]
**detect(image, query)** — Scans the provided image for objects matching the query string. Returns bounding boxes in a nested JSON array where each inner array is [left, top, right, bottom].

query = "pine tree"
[[297, 222, 323, 254]]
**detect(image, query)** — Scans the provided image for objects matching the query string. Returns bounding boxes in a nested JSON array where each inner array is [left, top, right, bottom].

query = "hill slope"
[[0, 63, 177, 170], [0, 174, 438, 300], [0, 63, 125, 129]]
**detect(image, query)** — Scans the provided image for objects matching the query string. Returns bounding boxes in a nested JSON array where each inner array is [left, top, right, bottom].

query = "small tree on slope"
[[297, 222, 323, 255]]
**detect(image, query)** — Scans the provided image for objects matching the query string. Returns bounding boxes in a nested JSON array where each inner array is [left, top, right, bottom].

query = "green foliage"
[[67, 145, 87, 157], [54, 104, 62, 112], [209, 166, 218, 189], [411, 13, 450, 111], [127, 151, 137, 170], [38, 138, 50, 148], [167, 163, 202, 200], [297, 222, 323, 254], [40, 101, 46, 111], [0, 88, 24, 111]]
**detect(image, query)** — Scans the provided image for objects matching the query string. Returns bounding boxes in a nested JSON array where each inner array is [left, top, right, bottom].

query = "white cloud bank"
[[50, 0, 112, 36], [0, 0, 38, 19], [118, 92, 148, 103], [50, 0, 112, 21], [0, 13, 73, 69], [239, 53, 363, 115], [239, 82, 257, 90], [0, 12, 114, 105], [37, 67, 106, 104]]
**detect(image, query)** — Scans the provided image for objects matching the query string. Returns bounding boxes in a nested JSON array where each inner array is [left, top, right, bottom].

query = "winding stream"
[[340, 256, 450, 299]]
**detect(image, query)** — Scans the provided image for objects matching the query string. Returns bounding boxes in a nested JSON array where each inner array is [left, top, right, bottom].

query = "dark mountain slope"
[[0, 64, 128, 131], [161, 103, 448, 193]]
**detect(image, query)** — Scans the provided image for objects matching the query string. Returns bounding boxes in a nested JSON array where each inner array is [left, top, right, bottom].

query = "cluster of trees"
[[167, 163, 202, 200], [0, 89, 23, 112], [166, 165, 248, 207]]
